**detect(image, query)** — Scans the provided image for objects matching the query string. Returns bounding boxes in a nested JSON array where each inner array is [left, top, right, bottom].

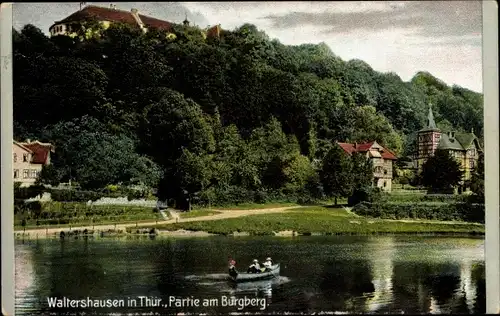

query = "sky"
[[12, 1, 483, 92]]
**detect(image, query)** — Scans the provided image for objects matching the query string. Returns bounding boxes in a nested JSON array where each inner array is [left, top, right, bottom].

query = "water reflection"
[[364, 236, 395, 313], [15, 236, 485, 314]]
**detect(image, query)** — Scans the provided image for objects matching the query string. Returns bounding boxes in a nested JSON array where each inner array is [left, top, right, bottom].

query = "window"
[[383, 181, 387, 187], [13, 169, 19, 179], [23, 153, 29, 162], [13, 153, 17, 162], [30, 169, 38, 178], [470, 160, 475, 169], [384, 169, 388, 175], [23, 169, 29, 179]]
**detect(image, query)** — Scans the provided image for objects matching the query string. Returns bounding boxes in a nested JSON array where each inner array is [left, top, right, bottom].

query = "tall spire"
[[427, 104, 437, 129], [183, 12, 190, 26]]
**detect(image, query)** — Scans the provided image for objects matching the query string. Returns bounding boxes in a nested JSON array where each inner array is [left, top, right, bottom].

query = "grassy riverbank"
[[152, 206, 484, 236], [14, 202, 162, 230]]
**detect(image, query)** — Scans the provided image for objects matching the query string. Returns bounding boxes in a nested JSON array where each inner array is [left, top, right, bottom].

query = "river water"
[[15, 235, 485, 315]]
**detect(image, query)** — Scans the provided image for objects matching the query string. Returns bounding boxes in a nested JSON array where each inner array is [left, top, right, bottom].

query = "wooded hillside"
[[13, 23, 484, 208]]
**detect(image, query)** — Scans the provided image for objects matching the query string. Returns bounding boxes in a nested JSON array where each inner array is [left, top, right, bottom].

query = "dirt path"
[[16, 205, 481, 238], [14, 206, 302, 238]]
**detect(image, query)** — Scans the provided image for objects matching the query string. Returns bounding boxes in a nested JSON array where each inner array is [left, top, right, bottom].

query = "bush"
[[352, 202, 484, 223], [14, 184, 46, 199], [254, 190, 269, 204], [348, 186, 385, 206]]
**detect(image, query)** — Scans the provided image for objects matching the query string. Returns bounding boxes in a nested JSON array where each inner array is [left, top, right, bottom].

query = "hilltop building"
[[416, 106, 481, 192], [49, 4, 221, 39], [13, 140, 55, 187], [337, 141, 397, 192]]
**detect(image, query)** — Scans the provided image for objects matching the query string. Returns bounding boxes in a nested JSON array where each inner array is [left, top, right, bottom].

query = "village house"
[[337, 141, 398, 192], [13, 140, 55, 187], [49, 4, 221, 39], [416, 106, 481, 193]]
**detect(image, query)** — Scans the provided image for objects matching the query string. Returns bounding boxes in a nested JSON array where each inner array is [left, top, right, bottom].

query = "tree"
[[36, 164, 61, 186], [470, 153, 484, 201], [350, 152, 373, 190], [173, 149, 213, 211], [12, 22, 484, 209], [421, 149, 463, 193], [141, 89, 215, 166], [43, 116, 160, 190], [320, 145, 353, 205], [349, 105, 404, 155]]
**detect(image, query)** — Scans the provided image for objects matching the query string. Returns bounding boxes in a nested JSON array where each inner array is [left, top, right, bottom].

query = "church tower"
[[416, 105, 441, 171]]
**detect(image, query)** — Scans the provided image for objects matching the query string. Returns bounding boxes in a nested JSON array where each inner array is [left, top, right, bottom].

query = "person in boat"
[[247, 259, 261, 273], [263, 257, 273, 271], [228, 258, 238, 277]]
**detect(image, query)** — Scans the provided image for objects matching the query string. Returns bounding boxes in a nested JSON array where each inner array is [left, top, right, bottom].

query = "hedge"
[[14, 202, 159, 225], [352, 202, 484, 223], [14, 186, 152, 202], [384, 193, 468, 204]]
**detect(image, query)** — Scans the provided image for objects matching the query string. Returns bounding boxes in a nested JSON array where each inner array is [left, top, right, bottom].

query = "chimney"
[[26, 139, 31, 144]]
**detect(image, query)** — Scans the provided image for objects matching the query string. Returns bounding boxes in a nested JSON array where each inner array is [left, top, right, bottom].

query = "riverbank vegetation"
[[13, 22, 483, 210], [352, 202, 484, 223], [14, 201, 161, 229], [150, 206, 484, 236]]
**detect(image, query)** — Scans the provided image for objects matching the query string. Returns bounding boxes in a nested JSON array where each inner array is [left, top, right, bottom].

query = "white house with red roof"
[[337, 141, 397, 192], [49, 4, 221, 39], [13, 140, 55, 187]]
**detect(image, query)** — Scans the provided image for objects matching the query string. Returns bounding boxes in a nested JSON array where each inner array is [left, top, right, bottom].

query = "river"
[[15, 235, 485, 315]]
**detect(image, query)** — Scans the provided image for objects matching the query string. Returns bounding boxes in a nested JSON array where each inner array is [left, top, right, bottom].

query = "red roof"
[[52, 5, 139, 29], [139, 14, 173, 31], [354, 141, 375, 152], [206, 25, 221, 38], [337, 141, 397, 160], [381, 148, 397, 160], [21, 142, 54, 164], [337, 142, 356, 155]]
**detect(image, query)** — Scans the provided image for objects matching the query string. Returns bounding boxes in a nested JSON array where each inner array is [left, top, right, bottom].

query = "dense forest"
[[13, 22, 484, 209]]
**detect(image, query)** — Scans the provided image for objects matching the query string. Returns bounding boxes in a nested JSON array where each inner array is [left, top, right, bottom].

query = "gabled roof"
[[337, 141, 397, 160], [355, 141, 376, 152], [139, 14, 173, 31], [19, 141, 54, 164], [454, 132, 476, 150], [50, 5, 221, 39], [437, 132, 480, 151], [51, 5, 139, 30], [437, 133, 463, 150], [337, 142, 356, 155], [50, 5, 178, 32]]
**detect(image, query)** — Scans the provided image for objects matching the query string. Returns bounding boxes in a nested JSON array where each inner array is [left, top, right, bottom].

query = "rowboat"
[[228, 264, 280, 283]]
